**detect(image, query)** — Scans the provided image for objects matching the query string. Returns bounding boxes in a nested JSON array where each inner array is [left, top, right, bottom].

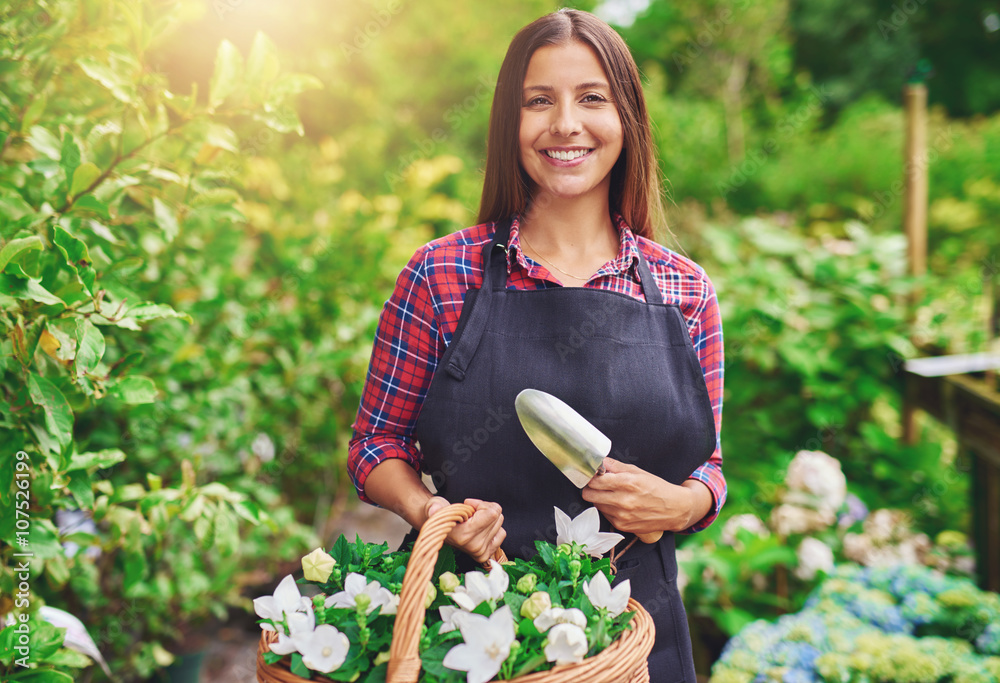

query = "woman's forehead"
[[522, 41, 610, 88]]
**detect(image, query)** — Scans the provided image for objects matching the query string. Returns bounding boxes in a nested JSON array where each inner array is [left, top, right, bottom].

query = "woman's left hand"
[[581, 457, 711, 534]]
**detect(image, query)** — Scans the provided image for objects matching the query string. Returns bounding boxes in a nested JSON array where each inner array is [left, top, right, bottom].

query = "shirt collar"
[[504, 211, 641, 278]]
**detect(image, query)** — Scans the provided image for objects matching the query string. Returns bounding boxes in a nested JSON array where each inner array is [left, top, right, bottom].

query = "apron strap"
[[635, 248, 663, 304], [444, 217, 512, 381]]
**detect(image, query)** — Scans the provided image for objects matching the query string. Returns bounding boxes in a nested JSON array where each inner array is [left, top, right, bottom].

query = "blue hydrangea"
[[709, 564, 1000, 683], [782, 667, 817, 683], [901, 591, 943, 626], [977, 621, 1000, 656], [766, 642, 821, 670]]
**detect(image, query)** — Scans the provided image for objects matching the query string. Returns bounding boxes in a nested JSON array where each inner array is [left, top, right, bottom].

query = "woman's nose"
[[549, 101, 582, 137]]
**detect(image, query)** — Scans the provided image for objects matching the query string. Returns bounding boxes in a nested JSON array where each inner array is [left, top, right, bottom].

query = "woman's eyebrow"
[[522, 81, 610, 93]]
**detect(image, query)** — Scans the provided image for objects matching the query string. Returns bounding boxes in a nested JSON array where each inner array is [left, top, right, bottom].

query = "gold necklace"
[[519, 230, 592, 281]]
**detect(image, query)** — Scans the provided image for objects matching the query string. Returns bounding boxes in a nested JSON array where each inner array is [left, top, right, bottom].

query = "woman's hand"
[[581, 458, 712, 534], [423, 496, 506, 564]]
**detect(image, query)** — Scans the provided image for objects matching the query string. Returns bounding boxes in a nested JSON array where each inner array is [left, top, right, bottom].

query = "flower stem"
[[513, 654, 547, 677]]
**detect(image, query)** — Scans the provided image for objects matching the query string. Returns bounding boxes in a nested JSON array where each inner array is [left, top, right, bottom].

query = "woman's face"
[[518, 40, 623, 206]]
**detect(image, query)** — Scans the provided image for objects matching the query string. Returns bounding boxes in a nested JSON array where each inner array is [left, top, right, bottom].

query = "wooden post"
[[903, 83, 928, 280], [974, 451, 1000, 592], [901, 83, 928, 445]]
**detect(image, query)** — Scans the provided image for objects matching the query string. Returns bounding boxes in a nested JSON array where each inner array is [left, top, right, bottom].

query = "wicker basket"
[[257, 503, 655, 683]]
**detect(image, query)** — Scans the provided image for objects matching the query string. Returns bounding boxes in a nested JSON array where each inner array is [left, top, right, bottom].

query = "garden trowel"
[[514, 388, 663, 544]]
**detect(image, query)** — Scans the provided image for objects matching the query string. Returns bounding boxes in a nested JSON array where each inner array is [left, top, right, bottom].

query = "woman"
[[348, 8, 725, 679]]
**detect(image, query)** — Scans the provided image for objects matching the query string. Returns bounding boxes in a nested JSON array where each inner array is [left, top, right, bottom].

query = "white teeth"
[[544, 149, 592, 161]]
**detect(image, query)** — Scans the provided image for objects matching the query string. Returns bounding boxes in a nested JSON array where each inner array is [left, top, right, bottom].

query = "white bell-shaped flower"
[[583, 571, 630, 617], [554, 507, 623, 557]]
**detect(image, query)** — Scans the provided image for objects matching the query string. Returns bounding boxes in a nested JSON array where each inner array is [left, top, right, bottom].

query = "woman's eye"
[[525, 97, 549, 106], [582, 93, 608, 103]]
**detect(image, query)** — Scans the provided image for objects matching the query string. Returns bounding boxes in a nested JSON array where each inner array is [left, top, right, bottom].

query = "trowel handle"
[[637, 531, 663, 544]]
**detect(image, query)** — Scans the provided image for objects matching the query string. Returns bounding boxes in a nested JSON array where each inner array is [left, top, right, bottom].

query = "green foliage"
[[0, 0, 320, 678], [688, 216, 969, 533]]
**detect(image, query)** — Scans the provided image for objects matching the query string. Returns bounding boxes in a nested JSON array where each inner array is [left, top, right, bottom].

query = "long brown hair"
[[476, 8, 665, 240]]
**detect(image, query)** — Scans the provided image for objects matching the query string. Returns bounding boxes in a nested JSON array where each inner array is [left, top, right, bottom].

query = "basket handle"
[[386, 503, 506, 683]]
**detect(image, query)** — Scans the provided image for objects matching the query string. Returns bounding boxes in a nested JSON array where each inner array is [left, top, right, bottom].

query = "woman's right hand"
[[424, 496, 506, 564]]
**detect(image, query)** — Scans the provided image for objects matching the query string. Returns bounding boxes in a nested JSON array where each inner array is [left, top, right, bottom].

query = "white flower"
[[721, 514, 770, 547], [449, 561, 509, 612], [443, 605, 517, 683], [554, 507, 624, 558], [254, 575, 312, 630], [770, 504, 834, 537], [269, 610, 316, 655], [533, 606, 587, 633], [301, 547, 336, 583], [324, 573, 398, 615], [544, 623, 588, 666], [785, 450, 846, 513], [438, 605, 473, 634], [583, 571, 630, 617], [794, 537, 835, 580], [252, 432, 275, 462], [297, 624, 350, 674]]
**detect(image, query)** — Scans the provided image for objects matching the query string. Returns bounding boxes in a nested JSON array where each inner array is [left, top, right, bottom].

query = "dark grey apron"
[[403, 217, 716, 681]]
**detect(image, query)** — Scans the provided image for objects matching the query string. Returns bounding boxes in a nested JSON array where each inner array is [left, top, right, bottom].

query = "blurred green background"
[[1, 0, 998, 680]]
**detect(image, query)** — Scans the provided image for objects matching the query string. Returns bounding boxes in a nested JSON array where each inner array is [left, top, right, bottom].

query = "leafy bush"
[[684, 215, 971, 535], [0, 1, 320, 678]]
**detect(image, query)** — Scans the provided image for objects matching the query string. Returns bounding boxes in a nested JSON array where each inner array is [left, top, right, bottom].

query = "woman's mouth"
[[543, 148, 593, 161]]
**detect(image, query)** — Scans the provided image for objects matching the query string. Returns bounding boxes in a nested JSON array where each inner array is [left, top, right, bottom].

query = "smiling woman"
[[349, 8, 727, 682]]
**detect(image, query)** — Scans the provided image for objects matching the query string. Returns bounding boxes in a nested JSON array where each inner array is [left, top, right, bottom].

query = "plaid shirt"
[[348, 212, 726, 533]]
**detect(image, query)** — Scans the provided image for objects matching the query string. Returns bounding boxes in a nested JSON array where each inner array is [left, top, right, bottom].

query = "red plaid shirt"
[[348, 212, 726, 533]]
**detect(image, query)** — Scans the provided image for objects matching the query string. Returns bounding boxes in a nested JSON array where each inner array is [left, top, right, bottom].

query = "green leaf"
[[252, 104, 304, 135], [44, 553, 71, 588], [746, 547, 798, 572], [209, 39, 244, 109], [44, 647, 95, 669], [191, 187, 242, 206], [71, 195, 110, 219], [0, 273, 64, 306], [245, 32, 281, 100], [153, 197, 179, 241], [124, 302, 192, 324], [68, 448, 126, 471], [9, 669, 75, 682], [270, 73, 324, 101], [27, 374, 74, 450], [67, 469, 95, 509], [30, 519, 65, 561], [289, 653, 311, 679], [110, 376, 157, 404], [70, 162, 102, 196], [123, 551, 147, 593], [0, 451, 13, 507], [60, 133, 81, 188], [77, 57, 135, 103], [11, 318, 45, 366], [108, 350, 144, 378], [0, 236, 43, 273], [26, 126, 62, 159], [21, 93, 47, 131], [714, 606, 757, 636], [73, 317, 105, 377], [53, 226, 95, 295]]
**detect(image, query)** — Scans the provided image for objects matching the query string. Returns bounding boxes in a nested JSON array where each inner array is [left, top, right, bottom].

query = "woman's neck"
[[519, 191, 617, 255], [517, 191, 620, 285]]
